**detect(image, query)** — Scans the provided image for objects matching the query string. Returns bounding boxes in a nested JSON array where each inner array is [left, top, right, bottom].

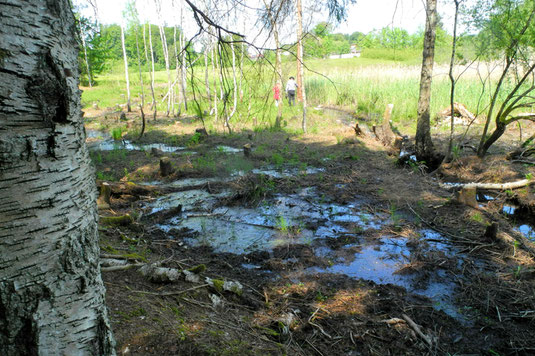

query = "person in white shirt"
[[285, 76, 298, 106]]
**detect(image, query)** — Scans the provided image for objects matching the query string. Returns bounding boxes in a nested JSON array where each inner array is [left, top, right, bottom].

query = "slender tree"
[[0, 0, 115, 354], [415, 0, 438, 164], [120, 23, 132, 112], [159, 24, 172, 116], [148, 23, 157, 119], [445, 0, 461, 161], [296, 0, 307, 132], [78, 18, 93, 87]]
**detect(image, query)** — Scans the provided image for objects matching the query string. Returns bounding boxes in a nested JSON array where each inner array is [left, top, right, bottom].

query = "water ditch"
[[475, 192, 535, 242]]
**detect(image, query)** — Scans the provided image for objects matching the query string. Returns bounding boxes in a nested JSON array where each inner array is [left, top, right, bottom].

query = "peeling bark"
[[0, 1, 115, 354]]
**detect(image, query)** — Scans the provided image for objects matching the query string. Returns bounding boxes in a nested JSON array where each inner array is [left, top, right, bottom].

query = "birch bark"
[[0, 0, 115, 354], [120, 24, 132, 112]]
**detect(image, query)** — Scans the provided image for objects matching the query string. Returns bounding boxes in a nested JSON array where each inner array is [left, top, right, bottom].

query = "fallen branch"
[[101, 263, 144, 272], [440, 179, 534, 191], [402, 313, 433, 347]]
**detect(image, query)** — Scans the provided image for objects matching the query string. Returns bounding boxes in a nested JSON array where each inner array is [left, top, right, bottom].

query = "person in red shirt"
[[273, 84, 281, 107]]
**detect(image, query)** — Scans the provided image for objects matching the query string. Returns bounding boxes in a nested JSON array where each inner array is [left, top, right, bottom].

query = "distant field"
[[81, 51, 508, 128]]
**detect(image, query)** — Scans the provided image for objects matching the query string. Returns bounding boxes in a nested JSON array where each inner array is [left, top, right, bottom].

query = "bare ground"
[[88, 108, 535, 356]]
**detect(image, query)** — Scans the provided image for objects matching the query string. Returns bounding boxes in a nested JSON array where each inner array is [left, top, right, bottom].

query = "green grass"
[[82, 52, 517, 131]]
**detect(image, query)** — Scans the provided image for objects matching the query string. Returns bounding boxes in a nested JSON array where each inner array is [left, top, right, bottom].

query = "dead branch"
[[439, 179, 534, 191]]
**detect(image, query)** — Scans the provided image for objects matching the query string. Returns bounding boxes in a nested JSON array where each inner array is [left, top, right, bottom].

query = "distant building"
[[328, 44, 361, 59]]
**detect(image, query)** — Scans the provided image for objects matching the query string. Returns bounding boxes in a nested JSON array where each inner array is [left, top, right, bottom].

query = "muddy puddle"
[[86, 129, 243, 155], [147, 174, 471, 323], [475, 192, 535, 242], [86, 129, 187, 153], [308, 230, 466, 322]]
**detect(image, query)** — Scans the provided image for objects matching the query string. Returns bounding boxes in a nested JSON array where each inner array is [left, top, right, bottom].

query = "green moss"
[[187, 264, 206, 274], [212, 279, 224, 293], [100, 214, 133, 226]]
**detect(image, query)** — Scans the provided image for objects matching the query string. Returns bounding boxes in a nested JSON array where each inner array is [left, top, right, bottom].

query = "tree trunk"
[[445, 0, 460, 162], [212, 45, 219, 122], [180, 5, 188, 112], [174, 26, 182, 115], [274, 25, 283, 128], [296, 0, 307, 132], [159, 25, 172, 117], [415, 0, 438, 165], [204, 42, 212, 111], [0, 1, 115, 354], [121, 24, 132, 112], [296, 0, 304, 103], [78, 19, 93, 88], [225, 41, 238, 133], [135, 27, 145, 108], [148, 24, 157, 119]]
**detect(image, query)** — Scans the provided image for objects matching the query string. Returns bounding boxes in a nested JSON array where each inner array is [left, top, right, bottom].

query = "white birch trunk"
[[204, 41, 211, 111], [212, 45, 218, 122], [225, 41, 238, 133], [159, 25, 172, 117], [120, 24, 132, 112], [173, 26, 181, 116], [0, 1, 115, 354], [180, 35, 188, 112], [135, 27, 145, 108], [296, 0, 307, 132], [148, 24, 157, 118], [78, 20, 93, 88]]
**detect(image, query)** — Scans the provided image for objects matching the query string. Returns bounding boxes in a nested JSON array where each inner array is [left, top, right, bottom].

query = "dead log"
[[435, 102, 475, 125], [100, 214, 134, 226], [441, 179, 534, 191]]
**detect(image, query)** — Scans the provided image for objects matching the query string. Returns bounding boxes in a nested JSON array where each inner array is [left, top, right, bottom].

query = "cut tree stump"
[[97, 182, 111, 210], [243, 143, 252, 157], [160, 157, 173, 177], [455, 187, 478, 208]]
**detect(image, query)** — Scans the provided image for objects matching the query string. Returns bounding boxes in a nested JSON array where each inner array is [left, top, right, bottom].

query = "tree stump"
[[243, 143, 252, 158], [195, 128, 208, 137], [160, 157, 173, 177], [120, 111, 127, 121], [455, 187, 478, 208], [97, 182, 111, 210]]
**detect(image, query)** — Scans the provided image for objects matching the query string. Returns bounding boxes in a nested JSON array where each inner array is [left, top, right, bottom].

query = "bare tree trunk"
[[121, 24, 132, 112], [445, 0, 460, 161], [148, 24, 157, 119], [274, 26, 283, 128], [180, 5, 188, 112], [415, 0, 437, 164], [173, 26, 180, 116], [0, 1, 115, 354], [296, 0, 304, 103], [135, 26, 145, 108], [159, 25, 172, 117], [212, 45, 219, 122], [225, 41, 238, 133], [204, 41, 212, 111], [296, 0, 307, 132], [78, 19, 93, 87], [239, 20, 245, 101]]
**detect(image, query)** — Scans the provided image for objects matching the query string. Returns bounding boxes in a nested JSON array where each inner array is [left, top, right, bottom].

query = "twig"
[[305, 338, 325, 356], [402, 313, 433, 347], [308, 307, 332, 339], [133, 283, 210, 296], [101, 263, 144, 272]]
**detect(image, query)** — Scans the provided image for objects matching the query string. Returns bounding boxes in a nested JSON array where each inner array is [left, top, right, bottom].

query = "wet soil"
[[89, 109, 535, 355]]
